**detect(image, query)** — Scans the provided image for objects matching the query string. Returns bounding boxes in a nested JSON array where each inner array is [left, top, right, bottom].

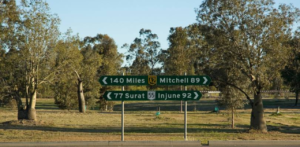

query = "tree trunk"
[[15, 90, 28, 120], [28, 88, 37, 120], [231, 107, 234, 129], [250, 91, 267, 132], [295, 91, 299, 106], [77, 78, 86, 113], [25, 85, 29, 108]]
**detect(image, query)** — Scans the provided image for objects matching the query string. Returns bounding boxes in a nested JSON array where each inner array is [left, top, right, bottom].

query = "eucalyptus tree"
[[0, 0, 21, 52], [80, 44, 102, 110], [281, 31, 300, 106], [48, 28, 104, 112], [0, 0, 23, 109], [214, 56, 249, 129], [185, 24, 214, 76], [162, 27, 196, 112], [220, 86, 247, 129], [83, 34, 122, 76], [196, 0, 299, 131], [51, 30, 84, 111], [0, 0, 60, 119], [205, 29, 249, 129], [18, 0, 60, 119], [164, 27, 190, 75], [0, 48, 24, 110], [123, 29, 161, 75], [83, 34, 122, 111]]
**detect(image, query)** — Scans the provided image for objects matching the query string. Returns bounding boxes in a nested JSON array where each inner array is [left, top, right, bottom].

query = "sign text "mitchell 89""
[[99, 75, 211, 86]]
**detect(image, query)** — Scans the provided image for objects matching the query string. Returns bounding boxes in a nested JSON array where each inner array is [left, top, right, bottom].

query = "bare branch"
[[38, 60, 70, 85], [214, 78, 253, 107]]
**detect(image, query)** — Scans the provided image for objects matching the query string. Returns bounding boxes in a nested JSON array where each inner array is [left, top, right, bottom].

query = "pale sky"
[[45, 0, 300, 54]]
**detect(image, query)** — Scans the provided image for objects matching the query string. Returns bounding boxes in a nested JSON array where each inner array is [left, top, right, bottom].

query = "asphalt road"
[[0, 141, 200, 147], [208, 140, 300, 147], [0, 141, 299, 147]]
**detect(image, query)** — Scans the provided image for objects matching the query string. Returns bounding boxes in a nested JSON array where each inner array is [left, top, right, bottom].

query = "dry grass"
[[0, 98, 300, 142]]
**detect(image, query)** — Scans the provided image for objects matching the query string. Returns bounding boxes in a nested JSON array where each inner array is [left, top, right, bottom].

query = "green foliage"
[[82, 34, 122, 110], [281, 30, 300, 105], [219, 86, 247, 109], [83, 34, 123, 76], [197, 0, 299, 91], [18, 0, 61, 113], [270, 112, 283, 117], [53, 80, 78, 110], [163, 27, 191, 75], [80, 45, 102, 108], [0, 48, 24, 107], [51, 30, 83, 110], [196, 0, 300, 131], [0, 0, 21, 51], [123, 29, 161, 75], [0, 0, 23, 107]]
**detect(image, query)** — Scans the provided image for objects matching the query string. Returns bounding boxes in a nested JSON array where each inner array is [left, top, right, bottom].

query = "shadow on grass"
[[35, 104, 59, 110], [267, 123, 300, 134], [35, 99, 300, 112], [3, 121, 299, 134], [112, 99, 300, 112], [0, 123, 248, 134], [113, 101, 220, 111]]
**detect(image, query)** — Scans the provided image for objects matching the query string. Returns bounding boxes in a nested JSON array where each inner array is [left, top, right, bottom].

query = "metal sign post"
[[121, 99, 124, 141], [184, 72, 187, 141], [121, 73, 124, 141], [184, 100, 187, 140], [98, 73, 211, 142]]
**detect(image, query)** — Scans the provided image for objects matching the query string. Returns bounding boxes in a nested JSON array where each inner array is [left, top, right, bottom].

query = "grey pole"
[[121, 72, 125, 141], [184, 72, 187, 141]]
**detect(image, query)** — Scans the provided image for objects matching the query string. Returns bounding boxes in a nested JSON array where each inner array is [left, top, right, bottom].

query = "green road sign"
[[103, 91, 202, 101], [156, 76, 211, 86], [99, 75, 211, 86], [99, 76, 148, 86]]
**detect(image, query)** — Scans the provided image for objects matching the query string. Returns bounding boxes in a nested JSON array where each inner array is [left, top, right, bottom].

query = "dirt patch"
[[2, 120, 54, 126]]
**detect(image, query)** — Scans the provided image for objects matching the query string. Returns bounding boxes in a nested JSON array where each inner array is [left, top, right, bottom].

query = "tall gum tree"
[[19, 0, 60, 120], [163, 27, 197, 112], [196, 0, 300, 132], [0, 0, 24, 110], [52, 30, 87, 112], [123, 29, 161, 75], [281, 30, 300, 106], [83, 34, 122, 76], [80, 45, 102, 110], [164, 26, 201, 75], [83, 34, 122, 111]]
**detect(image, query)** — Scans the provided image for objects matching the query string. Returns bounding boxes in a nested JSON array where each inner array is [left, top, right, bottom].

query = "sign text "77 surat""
[[103, 91, 202, 101]]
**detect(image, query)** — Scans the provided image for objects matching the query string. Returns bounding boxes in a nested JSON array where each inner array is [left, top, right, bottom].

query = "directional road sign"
[[103, 91, 202, 101], [99, 75, 211, 86], [156, 75, 211, 86], [99, 76, 148, 86]]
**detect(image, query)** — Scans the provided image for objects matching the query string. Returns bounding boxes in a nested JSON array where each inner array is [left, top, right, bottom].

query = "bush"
[[270, 112, 283, 116], [6, 99, 18, 109]]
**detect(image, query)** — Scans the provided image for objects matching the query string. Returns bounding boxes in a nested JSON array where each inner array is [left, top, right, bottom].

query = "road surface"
[[0, 140, 299, 147]]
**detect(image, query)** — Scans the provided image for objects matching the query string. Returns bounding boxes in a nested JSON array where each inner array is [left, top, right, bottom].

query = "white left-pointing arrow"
[[107, 92, 112, 100], [102, 77, 107, 84], [194, 92, 198, 99], [203, 77, 208, 84]]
